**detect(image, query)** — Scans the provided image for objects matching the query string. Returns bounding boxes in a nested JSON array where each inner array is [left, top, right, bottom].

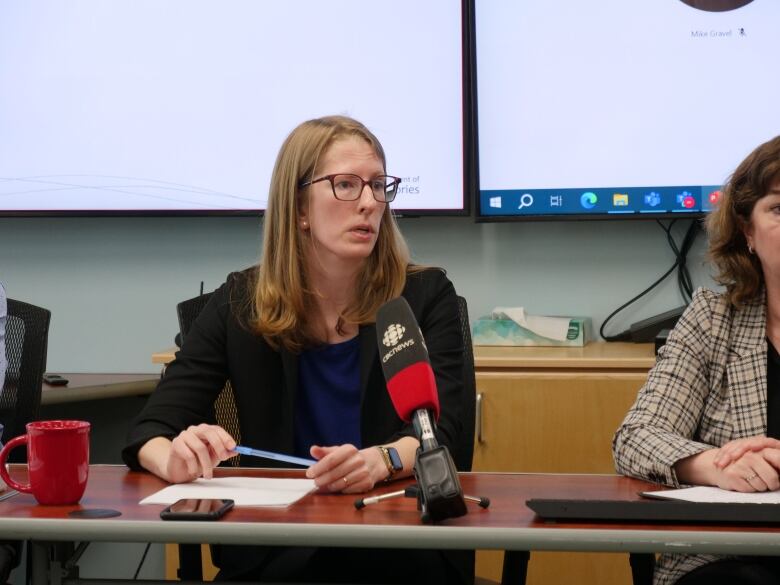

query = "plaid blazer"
[[613, 287, 768, 585]]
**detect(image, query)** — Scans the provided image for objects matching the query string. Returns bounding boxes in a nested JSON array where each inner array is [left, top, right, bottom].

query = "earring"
[[301, 219, 309, 230], [748, 244, 755, 255]]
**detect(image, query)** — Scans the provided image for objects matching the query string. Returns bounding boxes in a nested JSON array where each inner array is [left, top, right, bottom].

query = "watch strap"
[[377, 446, 401, 482]]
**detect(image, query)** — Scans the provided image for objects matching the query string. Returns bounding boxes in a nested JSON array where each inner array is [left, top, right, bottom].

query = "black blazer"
[[123, 266, 465, 467]]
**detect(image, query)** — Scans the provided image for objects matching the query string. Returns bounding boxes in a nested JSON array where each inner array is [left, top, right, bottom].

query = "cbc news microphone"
[[376, 297, 467, 522]]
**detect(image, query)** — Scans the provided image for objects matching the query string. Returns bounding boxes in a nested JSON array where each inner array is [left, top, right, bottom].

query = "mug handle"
[[0, 435, 33, 493]]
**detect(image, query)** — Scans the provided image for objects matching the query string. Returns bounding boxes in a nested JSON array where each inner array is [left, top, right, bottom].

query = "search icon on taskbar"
[[518, 193, 534, 210]]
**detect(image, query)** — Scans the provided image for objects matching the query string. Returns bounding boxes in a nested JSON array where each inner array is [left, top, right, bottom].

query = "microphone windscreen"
[[376, 297, 440, 422]]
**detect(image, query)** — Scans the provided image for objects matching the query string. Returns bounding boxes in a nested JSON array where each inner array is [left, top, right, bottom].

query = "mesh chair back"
[[453, 295, 476, 472], [0, 299, 51, 450], [176, 292, 214, 344], [175, 292, 238, 581], [213, 380, 240, 459], [175, 292, 241, 465]]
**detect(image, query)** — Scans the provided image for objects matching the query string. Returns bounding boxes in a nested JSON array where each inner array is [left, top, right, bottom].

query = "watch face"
[[387, 447, 403, 472]]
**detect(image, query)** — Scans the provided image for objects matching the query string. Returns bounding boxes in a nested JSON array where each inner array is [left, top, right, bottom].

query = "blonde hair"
[[250, 115, 412, 352], [707, 135, 780, 306]]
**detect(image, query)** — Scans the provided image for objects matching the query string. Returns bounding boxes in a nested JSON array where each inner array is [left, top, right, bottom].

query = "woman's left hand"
[[306, 444, 385, 494], [718, 448, 780, 492], [713, 436, 780, 469]]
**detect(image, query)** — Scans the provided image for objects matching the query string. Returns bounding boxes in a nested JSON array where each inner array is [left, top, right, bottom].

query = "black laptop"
[[526, 497, 780, 524]]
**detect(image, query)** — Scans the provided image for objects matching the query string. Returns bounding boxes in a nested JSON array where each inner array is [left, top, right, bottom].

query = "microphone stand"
[[354, 444, 490, 523], [355, 484, 490, 516]]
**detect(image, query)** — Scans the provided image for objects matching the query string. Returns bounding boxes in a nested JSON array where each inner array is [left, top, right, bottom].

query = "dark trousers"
[[676, 557, 780, 585], [215, 546, 471, 585], [0, 541, 21, 584]]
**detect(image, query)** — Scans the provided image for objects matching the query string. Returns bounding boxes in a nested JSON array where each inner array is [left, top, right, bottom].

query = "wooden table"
[[41, 373, 159, 405], [3, 467, 780, 585]]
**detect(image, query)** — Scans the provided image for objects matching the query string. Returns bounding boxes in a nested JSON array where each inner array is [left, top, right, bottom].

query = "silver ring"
[[744, 473, 759, 482], [342, 476, 349, 486]]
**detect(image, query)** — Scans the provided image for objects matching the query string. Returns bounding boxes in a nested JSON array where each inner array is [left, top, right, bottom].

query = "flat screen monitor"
[[0, 0, 469, 216], [474, 0, 780, 221]]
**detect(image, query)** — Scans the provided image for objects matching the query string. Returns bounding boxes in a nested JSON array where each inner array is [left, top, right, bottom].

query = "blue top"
[[294, 335, 361, 459]]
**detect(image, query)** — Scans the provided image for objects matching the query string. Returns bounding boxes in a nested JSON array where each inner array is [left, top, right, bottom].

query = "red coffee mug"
[[0, 420, 90, 505]]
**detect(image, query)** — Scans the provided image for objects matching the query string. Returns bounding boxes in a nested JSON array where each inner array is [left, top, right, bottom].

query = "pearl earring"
[[301, 220, 309, 230]]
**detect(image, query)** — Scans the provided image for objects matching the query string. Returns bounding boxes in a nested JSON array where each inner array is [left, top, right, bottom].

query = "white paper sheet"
[[642, 486, 780, 504], [139, 477, 316, 507]]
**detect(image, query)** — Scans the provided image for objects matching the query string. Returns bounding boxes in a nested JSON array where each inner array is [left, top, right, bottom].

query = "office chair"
[[175, 291, 242, 463], [177, 291, 242, 444], [176, 292, 214, 344], [0, 298, 51, 584], [175, 292, 241, 581], [454, 295, 476, 473], [0, 298, 51, 454]]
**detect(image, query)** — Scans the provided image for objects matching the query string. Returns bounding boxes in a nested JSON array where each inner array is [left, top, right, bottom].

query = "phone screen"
[[160, 498, 234, 520]]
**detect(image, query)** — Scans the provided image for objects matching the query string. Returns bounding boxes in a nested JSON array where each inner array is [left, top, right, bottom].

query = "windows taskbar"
[[479, 185, 722, 217]]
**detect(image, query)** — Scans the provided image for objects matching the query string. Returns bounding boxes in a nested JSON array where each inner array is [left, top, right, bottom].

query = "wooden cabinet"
[[471, 343, 655, 585]]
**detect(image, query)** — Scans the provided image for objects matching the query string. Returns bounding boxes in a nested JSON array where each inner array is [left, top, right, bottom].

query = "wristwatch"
[[377, 446, 403, 482]]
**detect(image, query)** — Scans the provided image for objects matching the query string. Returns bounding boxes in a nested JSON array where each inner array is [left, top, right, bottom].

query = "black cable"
[[658, 219, 699, 300], [679, 220, 701, 300], [599, 259, 679, 341], [600, 219, 701, 341], [133, 543, 151, 580], [658, 220, 689, 299]]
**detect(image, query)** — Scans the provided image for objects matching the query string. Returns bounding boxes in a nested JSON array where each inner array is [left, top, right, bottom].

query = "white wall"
[[0, 215, 714, 373]]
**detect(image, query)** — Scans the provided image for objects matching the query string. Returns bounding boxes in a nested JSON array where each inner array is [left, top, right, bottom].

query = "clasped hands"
[[165, 423, 386, 494], [710, 436, 780, 492]]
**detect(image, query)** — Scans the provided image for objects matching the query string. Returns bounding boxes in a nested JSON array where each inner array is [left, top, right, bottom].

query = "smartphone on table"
[[42, 373, 69, 386], [160, 498, 234, 520]]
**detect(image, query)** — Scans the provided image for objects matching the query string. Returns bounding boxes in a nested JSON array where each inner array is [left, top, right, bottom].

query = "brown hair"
[[250, 115, 412, 352], [707, 135, 780, 306]]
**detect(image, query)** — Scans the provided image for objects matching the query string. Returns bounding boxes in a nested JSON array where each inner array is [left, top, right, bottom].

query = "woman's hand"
[[713, 436, 780, 469], [714, 448, 780, 492], [164, 424, 237, 483], [306, 444, 386, 494], [676, 445, 780, 492]]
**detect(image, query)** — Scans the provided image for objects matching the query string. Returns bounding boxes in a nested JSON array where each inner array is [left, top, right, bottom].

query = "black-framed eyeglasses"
[[299, 173, 402, 203]]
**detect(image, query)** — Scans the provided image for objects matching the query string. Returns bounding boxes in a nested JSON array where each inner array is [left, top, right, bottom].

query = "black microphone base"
[[414, 446, 467, 523], [355, 484, 489, 515]]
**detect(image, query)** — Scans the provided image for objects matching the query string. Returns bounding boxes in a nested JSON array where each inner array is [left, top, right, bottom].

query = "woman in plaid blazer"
[[614, 135, 780, 585]]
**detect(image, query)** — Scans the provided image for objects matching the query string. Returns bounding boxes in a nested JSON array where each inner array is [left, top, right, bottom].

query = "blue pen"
[[233, 445, 316, 467]]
